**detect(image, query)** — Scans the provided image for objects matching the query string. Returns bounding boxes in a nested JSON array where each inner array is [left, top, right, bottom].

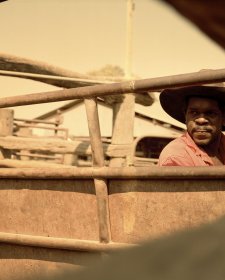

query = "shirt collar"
[[184, 132, 213, 165]]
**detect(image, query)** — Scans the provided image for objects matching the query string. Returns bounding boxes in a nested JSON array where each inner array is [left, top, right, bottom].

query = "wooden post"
[[16, 126, 32, 161], [109, 0, 135, 167], [0, 109, 14, 159], [109, 94, 135, 167], [63, 153, 78, 166]]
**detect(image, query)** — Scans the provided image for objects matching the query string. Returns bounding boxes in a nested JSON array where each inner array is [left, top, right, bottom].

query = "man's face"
[[185, 97, 225, 146]]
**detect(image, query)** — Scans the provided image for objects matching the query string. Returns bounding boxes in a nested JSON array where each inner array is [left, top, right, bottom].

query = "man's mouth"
[[195, 130, 209, 133], [192, 126, 212, 139], [193, 126, 212, 133], [193, 129, 212, 140]]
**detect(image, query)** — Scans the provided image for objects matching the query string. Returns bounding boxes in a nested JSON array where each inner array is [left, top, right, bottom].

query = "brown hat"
[[159, 85, 225, 125]]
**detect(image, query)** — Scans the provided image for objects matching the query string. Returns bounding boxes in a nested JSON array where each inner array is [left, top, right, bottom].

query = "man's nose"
[[195, 115, 209, 124]]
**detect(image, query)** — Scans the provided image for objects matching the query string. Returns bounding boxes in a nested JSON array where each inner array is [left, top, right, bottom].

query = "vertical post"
[[125, 0, 135, 80], [0, 109, 14, 159], [84, 98, 111, 244], [63, 154, 78, 166], [110, 94, 135, 167], [109, 0, 135, 167], [16, 126, 32, 161]]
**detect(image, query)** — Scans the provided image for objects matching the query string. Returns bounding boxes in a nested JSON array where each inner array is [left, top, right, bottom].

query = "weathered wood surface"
[[0, 109, 14, 137], [0, 136, 131, 158], [0, 109, 14, 159], [0, 136, 92, 154], [0, 159, 72, 168], [110, 94, 135, 167]]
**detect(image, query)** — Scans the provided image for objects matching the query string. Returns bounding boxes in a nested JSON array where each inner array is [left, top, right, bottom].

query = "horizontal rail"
[[14, 152, 62, 160], [0, 69, 224, 108], [0, 166, 225, 179], [15, 123, 68, 132], [0, 232, 134, 252], [14, 118, 60, 125], [0, 136, 94, 154], [0, 136, 129, 157], [0, 159, 70, 168]]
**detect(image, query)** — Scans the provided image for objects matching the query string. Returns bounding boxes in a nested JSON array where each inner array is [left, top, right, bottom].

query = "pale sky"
[[0, 0, 224, 122]]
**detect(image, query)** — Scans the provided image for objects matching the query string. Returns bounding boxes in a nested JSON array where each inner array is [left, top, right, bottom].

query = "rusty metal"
[[0, 69, 224, 108], [84, 98, 111, 243], [0, 232, 134, 252]]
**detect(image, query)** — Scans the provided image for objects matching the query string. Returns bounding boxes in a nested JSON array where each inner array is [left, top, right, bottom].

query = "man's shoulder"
[[158, 134, 193, 166], [161, 134, 187, 153]]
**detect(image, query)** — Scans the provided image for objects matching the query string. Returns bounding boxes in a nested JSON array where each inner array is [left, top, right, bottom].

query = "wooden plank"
[[110, 94, 135, 167], [0, 136, 131, 158], [0, 136, 93, 154], [0, 109, 14, 160], [0, 159, 71, 168]]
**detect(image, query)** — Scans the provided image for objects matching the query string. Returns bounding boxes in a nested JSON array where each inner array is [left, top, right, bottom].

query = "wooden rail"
[[0, 136, 131, 157]]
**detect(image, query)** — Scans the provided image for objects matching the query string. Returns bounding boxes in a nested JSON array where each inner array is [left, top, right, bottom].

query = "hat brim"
[[159, 86, 225, 129]]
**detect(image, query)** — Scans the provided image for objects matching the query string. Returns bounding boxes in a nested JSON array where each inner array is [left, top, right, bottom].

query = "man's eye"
[[207, 111, 218, 117], [188, 110, 198, 116]]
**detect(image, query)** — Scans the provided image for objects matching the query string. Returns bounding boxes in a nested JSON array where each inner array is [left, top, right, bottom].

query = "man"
[[158, 84, 225, 166]]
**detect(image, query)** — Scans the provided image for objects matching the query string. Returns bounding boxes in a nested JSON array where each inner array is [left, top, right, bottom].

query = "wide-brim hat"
[[159, 85, 225, 127]]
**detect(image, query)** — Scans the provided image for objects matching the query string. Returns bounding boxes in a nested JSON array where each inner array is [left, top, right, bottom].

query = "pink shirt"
[[158, 132, 225, 166]]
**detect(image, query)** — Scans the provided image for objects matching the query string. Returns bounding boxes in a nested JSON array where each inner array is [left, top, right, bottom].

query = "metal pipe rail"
[[0, 166, 225, 179], [0, 69, 224, 108], [84, 98, 111, 243], [0, 232, 134, 253]]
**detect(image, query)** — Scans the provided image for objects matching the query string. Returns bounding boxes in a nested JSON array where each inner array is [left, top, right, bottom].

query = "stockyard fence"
[[0, 69, 225, 279]]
